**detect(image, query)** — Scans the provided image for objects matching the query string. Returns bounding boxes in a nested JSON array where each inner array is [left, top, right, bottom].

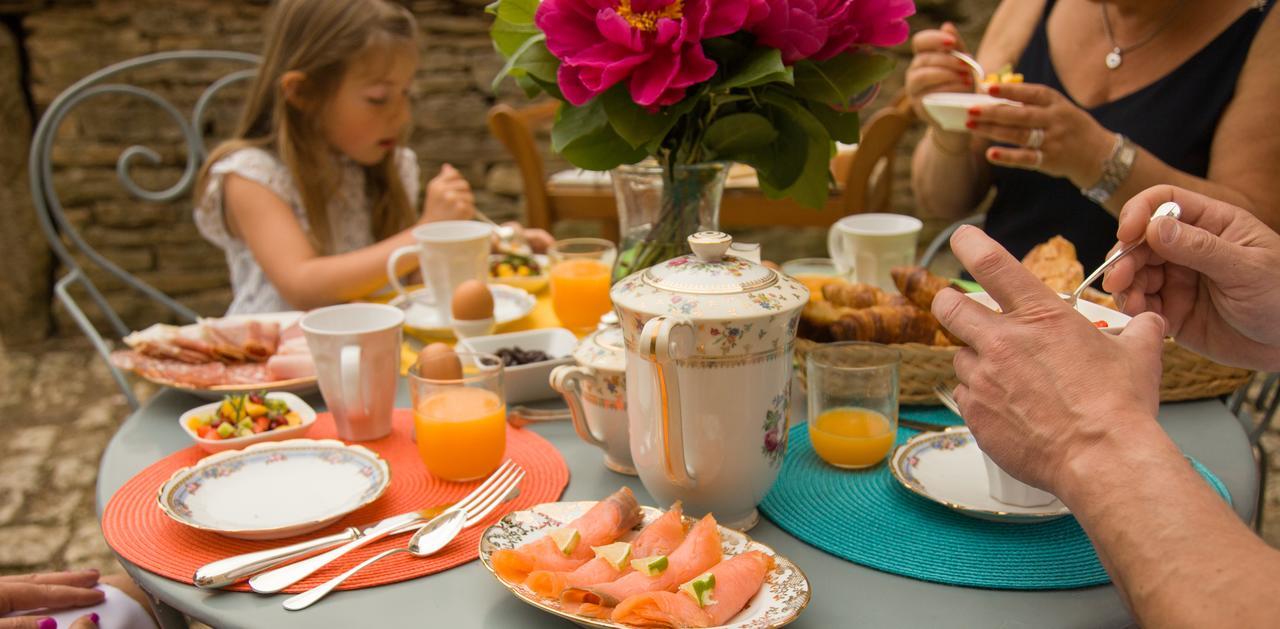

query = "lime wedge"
[[950, 278, 983, 293], [630, 554, 669, 576], [548, 528, 580, 556], [591, 542, 633, 571], [679, 572, 717, 608]]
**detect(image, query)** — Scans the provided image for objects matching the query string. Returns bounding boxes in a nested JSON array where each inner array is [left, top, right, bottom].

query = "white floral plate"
[[156, 439, 390, 540], [389, 284, 536, 336], [479, 501, 811, 628], [889, 427, 1070, 524]]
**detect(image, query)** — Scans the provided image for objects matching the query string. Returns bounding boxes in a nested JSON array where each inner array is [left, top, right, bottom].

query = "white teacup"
[[300, 303, 404, 442], [921, 92, 1023, 132], [981, 452, 1057, 507], [827, 213, 923, 290], [386, 221, 493, 309]]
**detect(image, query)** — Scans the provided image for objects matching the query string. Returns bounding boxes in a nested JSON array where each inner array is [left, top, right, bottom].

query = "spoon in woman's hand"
[[949, 50, 985, 86], [1065, 202, 1182, 308]]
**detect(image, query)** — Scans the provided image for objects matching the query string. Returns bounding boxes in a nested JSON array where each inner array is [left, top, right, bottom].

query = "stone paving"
[[1, 336, 1278, 587]]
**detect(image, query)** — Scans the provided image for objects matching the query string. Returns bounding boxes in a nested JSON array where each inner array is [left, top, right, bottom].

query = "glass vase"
[[609, 162, 729, 282]]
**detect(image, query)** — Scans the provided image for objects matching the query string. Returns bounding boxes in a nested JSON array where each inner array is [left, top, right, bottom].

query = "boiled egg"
[[451, 280, 495, 321], [417, 342, 463, 380]]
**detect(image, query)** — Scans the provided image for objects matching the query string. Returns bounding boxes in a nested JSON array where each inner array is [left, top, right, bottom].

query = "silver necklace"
[[1100, 0, 1185, 69]]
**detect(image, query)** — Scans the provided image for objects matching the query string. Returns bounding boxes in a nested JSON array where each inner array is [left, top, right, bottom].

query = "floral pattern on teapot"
[[762, 388, 790, 467]]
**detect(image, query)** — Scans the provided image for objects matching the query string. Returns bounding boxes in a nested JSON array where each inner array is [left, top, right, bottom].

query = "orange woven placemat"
[[101, 409, 568, 593]]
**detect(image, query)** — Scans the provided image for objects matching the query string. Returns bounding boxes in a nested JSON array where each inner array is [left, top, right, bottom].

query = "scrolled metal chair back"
[[30, 50, 260, 409]]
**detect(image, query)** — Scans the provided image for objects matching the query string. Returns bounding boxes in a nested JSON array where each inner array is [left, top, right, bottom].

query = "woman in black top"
[[906, 0, 1280, 271]]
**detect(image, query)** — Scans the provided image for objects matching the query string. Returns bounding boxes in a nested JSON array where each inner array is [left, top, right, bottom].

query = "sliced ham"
[[267, 353, 316, 381]]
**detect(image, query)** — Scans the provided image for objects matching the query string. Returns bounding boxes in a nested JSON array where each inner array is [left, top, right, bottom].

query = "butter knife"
[[194, 505, 446, 590], [248, 506, 443, 594]]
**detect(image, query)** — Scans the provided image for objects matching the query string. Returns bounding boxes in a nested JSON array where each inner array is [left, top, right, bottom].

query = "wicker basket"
[[795, 338, 1251, 404]]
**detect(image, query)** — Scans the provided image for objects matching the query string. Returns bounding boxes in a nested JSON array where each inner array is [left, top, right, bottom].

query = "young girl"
[[195, 0, 478, 314]]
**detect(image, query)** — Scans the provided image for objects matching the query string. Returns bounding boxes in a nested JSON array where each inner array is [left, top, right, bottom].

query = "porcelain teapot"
[[611, 232, 809, 530]]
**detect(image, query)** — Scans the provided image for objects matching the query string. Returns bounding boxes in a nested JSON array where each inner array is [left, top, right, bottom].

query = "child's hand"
[[520, 226, 554, 254], [423, 164, 476, 222]]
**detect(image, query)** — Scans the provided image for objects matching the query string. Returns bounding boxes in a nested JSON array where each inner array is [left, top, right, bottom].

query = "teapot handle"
[[549, 365, 606, 450], [639, 315, 697, 488]]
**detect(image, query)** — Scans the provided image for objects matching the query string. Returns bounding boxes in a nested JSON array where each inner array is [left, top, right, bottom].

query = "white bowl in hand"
[[922, 93, 1023, 132], [981, 452, 1057, 507]]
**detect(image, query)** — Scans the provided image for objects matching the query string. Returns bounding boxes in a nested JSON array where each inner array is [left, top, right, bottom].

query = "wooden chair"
[[486, 92, 916, 236]]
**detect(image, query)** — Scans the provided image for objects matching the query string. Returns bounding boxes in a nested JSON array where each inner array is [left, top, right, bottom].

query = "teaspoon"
[[1065, 202, 1181, 307]]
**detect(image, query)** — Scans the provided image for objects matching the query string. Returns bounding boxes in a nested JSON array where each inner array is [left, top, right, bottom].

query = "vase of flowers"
[[489, 0, 915, 277], [611, 161, 728, 280]]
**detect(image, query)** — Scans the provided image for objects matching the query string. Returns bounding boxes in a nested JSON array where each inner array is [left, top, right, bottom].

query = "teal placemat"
[[760, 409, 1231, 590]]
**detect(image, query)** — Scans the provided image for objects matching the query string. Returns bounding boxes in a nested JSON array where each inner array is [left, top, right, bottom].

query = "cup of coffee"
[[827, 213, 923, 291], [301, 303, 404, 441], [385, 220, 493, 308], [981, 451, 1057, 507]]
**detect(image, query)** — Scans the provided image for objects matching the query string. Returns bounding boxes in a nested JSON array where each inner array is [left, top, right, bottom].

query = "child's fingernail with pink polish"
[[90, 613, 100, 625], [38, 618, 56, 629]]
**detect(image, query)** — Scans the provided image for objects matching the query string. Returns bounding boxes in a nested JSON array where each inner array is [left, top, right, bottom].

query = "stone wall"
[[0, 0, 998, 346]]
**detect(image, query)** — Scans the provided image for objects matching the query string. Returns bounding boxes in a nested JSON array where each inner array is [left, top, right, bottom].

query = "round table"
[[97, 386, 1258, 629]]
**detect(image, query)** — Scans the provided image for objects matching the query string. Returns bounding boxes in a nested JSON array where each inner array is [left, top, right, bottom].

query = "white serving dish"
[[479, 501, 810, 628], [156, 439, 390, 540], [921, 92, 1022, 132], [178, 392, 317, 453], [458, 328, 577, 403], [389, 284, 535, 336], [964, 291, 1131, 333], [889, 427, 1069, 523]]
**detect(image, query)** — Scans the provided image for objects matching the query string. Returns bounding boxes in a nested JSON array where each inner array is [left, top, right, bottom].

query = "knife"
[[193, 505, 447, 590], [248, 506, 444, 594]]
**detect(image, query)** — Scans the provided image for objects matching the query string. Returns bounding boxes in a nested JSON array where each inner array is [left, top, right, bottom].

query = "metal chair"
[[918, 213, 985, 269], [1227, 372, 1280, 531], [30, 50, 260, 410]]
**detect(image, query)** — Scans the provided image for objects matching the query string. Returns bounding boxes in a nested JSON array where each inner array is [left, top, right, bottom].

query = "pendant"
[[1105, 48, 1122, 70]]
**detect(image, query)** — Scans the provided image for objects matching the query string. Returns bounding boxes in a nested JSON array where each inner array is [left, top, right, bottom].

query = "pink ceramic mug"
[[301, 304, 404, 441]]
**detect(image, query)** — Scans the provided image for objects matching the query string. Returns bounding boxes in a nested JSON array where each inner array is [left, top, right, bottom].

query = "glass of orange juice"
[[781, 257, 844, 303], [549, 238, 617, 332], [806, 342, 900, 469], [409, 352, 506, 482]]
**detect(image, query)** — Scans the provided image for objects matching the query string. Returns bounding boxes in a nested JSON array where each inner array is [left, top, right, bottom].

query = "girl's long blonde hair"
[[199, 0, 418, 253]]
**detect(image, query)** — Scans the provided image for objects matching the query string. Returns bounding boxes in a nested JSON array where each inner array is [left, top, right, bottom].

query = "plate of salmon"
[[479, 488, 810, 628]]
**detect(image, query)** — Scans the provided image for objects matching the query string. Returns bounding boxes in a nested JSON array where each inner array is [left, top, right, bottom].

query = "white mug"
[[826, 213, 923, 290], [981, 451, 1057, 507], [300, 303, 404, 442], [386, 221, 493, 308]]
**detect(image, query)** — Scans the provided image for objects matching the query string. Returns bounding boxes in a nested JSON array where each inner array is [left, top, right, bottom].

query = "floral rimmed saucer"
[[479, 501, 811, 628], [889, 427, 1071, 524], [156, 439, 390, 540]]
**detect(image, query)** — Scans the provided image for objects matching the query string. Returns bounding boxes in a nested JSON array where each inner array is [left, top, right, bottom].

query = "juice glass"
[[550, 238, 617, 332], [806, 342, 900, 469], [781, 257, 844, 303], [409, 352, 506, 481]]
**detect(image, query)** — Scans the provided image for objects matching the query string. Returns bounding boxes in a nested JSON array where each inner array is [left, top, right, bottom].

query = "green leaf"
[[793, 53, 894, 107], [490, 0, 543, 57], [755, 93, 833, 209], [559, 124, 649, 171], [714, 47, 792, 90], [551, 98, 607, 153], [602, 86, 698, 150], [704, 113, 777, 154], [806, 103, 860, 144], [491, 33, 550, 92]]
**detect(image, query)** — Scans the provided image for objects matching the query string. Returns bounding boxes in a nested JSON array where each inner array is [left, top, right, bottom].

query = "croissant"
[[1022, 235, 1083, 294], [822, 282, 903, 308], [829, 305, 940, 345]]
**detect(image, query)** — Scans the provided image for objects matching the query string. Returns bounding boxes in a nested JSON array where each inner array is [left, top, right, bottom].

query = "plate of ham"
[[480, 487, 810, 628], [109, 311, 318, 399]]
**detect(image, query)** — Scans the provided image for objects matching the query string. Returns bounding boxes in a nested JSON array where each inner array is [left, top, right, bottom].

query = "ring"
[[1026, 128, 1045, 149], [1031, 150, 1044, 169]]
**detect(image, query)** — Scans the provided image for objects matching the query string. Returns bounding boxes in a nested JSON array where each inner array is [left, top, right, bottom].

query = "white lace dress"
[[195, 147, 421, 315]]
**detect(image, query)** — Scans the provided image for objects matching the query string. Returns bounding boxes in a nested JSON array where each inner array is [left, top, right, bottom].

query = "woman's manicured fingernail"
[[39, 618, 56, 629], [89, 613, 100, 625], [1157, 217, 1179, 244], [989, 149, 1002, 159], [987, 85, 1000, 96], [965, 119, 977, 129], [968, 107, 980, 117], [943, 36, 955, 47]]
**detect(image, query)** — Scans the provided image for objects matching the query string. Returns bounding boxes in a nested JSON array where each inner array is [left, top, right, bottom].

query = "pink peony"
[[811, 0, 915, 60], [744, 0, 826, 65], [537, 0, 755, 107]]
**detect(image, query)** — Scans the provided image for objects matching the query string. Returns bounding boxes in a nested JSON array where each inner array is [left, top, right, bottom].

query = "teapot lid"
[[641, 232, 777, 295], [574, 324, 626, 372]]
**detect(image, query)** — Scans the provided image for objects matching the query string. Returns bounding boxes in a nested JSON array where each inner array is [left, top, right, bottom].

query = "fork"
[[281, 464, 525, 611], [933, 383, 963, 418], [249, 460, 522, 593]]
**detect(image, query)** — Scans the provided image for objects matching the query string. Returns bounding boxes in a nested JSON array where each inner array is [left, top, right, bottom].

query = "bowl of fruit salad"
[[489, 253, 549, 294], [180, 391, 317, 453]]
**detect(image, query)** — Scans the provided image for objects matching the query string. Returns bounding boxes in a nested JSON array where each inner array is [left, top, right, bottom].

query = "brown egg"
[[451, 279, 495, 321], [417, 343, 463, 380]]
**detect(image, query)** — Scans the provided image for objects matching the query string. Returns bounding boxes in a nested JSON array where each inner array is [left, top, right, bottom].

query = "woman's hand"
[[1103, 185, 1280, 371], [422, 164, 476, 223], [905, 22, 976, 126], [966, 82, 1115, 186], [0, 570, 104, 628], [931, 226, 1167, 496]]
